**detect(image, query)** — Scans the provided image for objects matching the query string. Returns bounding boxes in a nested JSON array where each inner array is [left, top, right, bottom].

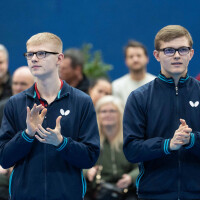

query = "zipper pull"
[[175, 86, 178, 95]]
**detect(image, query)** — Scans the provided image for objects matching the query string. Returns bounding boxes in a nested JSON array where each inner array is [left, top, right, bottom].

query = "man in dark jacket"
[[0, 32, 100, 200], [123, 25, 200, 200], [59, 48, 90, 94]]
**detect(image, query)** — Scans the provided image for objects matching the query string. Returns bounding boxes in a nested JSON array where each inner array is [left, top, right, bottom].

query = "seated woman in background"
[[89, 78, 112, 106], [85, 96, 138, 200]]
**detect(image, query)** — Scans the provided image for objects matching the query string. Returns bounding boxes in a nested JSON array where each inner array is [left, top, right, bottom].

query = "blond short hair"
[[26, 32, 63, 53], [155, 25, 193, 50], [96, 95, 124, 151]]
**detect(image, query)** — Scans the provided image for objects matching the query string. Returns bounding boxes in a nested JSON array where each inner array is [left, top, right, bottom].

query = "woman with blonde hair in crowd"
[[85, 95, 138, 200]]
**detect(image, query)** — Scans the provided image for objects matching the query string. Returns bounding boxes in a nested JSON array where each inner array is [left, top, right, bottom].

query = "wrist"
[[56, 135, 63, 147], [25, 129, 35, 137]]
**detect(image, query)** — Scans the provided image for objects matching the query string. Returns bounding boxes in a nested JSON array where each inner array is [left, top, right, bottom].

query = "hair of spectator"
[[89, 77, 111, 90], [0, 44, 9, 59], [63, 48, 84, 69], [95, 95, 124, 151], [124, 40, 148, 58]]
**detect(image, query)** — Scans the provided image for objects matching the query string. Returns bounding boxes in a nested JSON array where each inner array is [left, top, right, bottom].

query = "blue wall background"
[[0, 0, 200, 80]]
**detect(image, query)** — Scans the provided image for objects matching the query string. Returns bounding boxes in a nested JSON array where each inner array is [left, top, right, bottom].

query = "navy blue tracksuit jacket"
[[123, 73, 200, 200], [0, 81, 100, 200]]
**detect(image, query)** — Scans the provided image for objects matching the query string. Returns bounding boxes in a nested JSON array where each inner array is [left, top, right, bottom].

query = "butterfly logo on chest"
[[189, 101, 199, 107], [60, 109, 70, 116]]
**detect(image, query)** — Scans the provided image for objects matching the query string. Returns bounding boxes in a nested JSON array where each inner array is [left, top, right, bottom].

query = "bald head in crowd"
[[12, 66, 34, 95]]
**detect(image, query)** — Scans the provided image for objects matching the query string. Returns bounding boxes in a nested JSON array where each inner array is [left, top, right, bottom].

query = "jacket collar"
[[25, 80, 70, 99], [158, 72, 189, 86]]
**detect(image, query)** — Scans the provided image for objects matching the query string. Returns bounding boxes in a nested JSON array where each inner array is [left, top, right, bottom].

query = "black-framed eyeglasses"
[[24, 51, 59, 60], [158, 47, 191, 57]]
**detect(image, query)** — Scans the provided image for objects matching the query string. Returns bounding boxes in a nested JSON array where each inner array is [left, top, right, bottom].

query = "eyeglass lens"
[[164, 47, 190, 56]]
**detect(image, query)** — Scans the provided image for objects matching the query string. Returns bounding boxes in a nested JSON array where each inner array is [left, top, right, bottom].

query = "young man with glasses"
[[123, 25, 200, 200], [0, 32, 100, 200]]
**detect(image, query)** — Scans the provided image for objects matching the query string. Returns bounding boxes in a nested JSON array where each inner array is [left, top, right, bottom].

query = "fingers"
[[180, 119, 186, 126], [40, 108, 47, 118], [31, 104, 44, 116], [26, 106, 31, 121], [35, 135, 47, 143], [36, 124, 50, 138], [56, 116, 62, 129]]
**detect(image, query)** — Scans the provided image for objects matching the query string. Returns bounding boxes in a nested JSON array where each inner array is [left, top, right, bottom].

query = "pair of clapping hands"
[[25, 104, 63, 146], [170, 119, 192, 151]]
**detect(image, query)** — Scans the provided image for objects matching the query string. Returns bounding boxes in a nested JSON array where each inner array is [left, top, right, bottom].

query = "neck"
[[130, 67, 146, 81], [36, 76, 61, 103], [102, 125, 118, 143]]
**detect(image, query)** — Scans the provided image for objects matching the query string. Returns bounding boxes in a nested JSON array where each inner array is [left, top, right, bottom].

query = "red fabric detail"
[[34, 80, 63, 107]]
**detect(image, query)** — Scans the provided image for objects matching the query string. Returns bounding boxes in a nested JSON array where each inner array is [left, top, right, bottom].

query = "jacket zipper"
[[175, 86, 181, 200]]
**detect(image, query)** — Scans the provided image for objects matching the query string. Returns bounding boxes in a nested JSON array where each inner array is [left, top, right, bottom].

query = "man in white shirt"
[[112, 41, 156, 106]]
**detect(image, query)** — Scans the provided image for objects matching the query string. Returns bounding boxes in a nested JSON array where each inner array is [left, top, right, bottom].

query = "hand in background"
[[116, 174, 132, 189], [87, 166, 99, 182]]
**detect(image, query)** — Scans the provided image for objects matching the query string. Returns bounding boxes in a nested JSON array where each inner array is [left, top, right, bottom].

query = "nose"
[[31, 53, 38, 62], [174, 50, 180, 59]]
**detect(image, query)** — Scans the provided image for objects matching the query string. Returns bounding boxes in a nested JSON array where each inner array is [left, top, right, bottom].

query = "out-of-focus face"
[[12, 69, 34, 95], [98, 103, 120, 129], [59, 57, 77, 83], [154, 36, 194, 78], [0, 51, 8, 78], [89, 80, 112, 106], [26, 42, 62, 79], [125, 47, 148, 72]]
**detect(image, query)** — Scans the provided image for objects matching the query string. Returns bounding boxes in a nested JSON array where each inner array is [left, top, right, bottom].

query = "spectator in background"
[[0, 66, 34, 200], [89, 78, 112, 106], [112, 41, 156, 105], [0, 66, 34, 124], [59, 48, 90, 93], [85, 96, 138, 200], [0, 44, 12, 100]]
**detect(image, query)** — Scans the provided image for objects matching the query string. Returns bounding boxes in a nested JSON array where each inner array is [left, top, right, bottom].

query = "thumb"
[[180, 119, 186, 126], [56, 116, 62, 129]]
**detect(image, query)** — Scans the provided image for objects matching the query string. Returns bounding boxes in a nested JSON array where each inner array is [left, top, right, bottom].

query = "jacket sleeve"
[[183, 132, 200, 157], [55, 97, 100, 169], [127, 164, 139, 185], [123, 91, 170, 163], [0, 99, 34, 169]]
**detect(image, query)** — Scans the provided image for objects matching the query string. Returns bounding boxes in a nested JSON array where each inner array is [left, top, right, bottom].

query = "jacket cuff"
[[185, 133, 195, 149], [163, 139, 171, 155], [56, 137, 68, 151], [21, 131, 35, 143]]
